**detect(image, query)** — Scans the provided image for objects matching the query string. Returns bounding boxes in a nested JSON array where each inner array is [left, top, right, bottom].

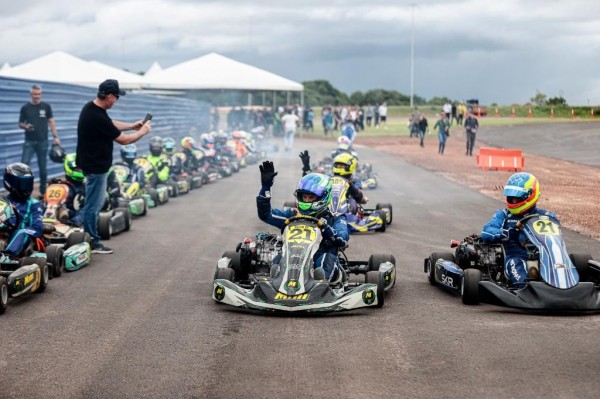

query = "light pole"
[[409, 3, 416, 108]]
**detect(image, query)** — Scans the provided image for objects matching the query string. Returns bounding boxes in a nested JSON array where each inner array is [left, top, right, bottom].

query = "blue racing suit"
[[1, 195, 44, 256], [256, 188, 349, 281], [481, 207, 556, 284]]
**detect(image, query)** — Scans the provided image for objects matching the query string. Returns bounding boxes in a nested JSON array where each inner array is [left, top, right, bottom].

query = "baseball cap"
[[98, 79, 126, 97]]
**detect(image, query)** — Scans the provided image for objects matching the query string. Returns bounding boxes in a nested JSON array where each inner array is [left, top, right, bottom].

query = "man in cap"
[[76, 79, 152, 254]]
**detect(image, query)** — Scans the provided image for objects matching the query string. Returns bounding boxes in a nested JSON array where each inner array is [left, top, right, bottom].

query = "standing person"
[[18, 84, 60, 198], [378, 102, 388, 129], [374, 103, 380, 128], [464, 111, 479, 156], [433, 112, 450, 155], [365, 104, 373, 127], [443, 102, 452, 121], [280, 109, 300, 151], [451, 102, 458, 126], [76, 79, 152, 254], [457, 102, 466, 126], [410, 106, 422, 138], [418, 114, 428, 148]]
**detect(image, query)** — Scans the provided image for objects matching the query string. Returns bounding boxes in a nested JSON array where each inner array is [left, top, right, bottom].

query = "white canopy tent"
[[144, 61, 162, 76], [143, 52, 303, 92], [0, 51, 144, 89], [0, 62, 10, 72]]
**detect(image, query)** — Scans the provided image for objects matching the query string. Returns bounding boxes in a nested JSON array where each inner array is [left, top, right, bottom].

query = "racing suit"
[[481, 207, 556, 284], [47, 177, 85, 226], [0, 195, 43, 257], [256, 188, 349, 281]]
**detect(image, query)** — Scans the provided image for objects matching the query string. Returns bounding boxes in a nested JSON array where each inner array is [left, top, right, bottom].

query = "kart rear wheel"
[[222, 251, 246, 281], [148, 188, 160, 205], [427, 252, 455, 286], [46, 244, 64, 278], [98, 213, 112, 240], [569, 253, 593, 281], [376, 203, 393, 225], [368, 254, 396, 271], [365, 271, 385, 308], [65, 231, 89, 249], [461, 268, 481, 305], [0, 277, 8, 314], [214, 267, 235, 282]]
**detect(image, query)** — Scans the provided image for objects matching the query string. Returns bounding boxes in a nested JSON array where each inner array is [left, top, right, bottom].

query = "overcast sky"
[[1, 0, 599, 105]]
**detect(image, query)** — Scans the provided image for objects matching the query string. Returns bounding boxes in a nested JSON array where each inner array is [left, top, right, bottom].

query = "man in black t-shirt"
[[76, 79, 152, 254], [18, 84, 60, 197]]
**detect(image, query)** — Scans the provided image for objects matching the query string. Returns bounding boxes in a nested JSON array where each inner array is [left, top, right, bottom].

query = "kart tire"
[[98, 212, 113, 240], [65, 231, 89, 249], [46, 244, 64, 278], [116, 207, 132, 232], [376, 203, 393, 225], [214, 267, 235, 282], [0, 276, 8, 315], [375, 211, 387, 232], [148, 188, 160, 205], [569, 253, 593, 281], [427, 252, 455, 286], [461, 268, 481, 305], [368, 254, 396, 271], [365, 271, 385, 308], [222, 251, 246, 281]]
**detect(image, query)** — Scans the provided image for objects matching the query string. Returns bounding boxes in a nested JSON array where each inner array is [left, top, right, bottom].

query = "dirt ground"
[[354, 133, 600, 241]]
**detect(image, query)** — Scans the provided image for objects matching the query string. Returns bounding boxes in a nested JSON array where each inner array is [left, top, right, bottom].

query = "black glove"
[[319, 218, 335, 240], [259, 160, 278, 188], [299, 150, 311, 172], [501, 227, 520, 241]]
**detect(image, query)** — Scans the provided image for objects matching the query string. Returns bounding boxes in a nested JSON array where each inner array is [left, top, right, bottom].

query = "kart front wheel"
[[21, 257, 48, 294], [98, 213, 113, 240], [214, 267, 235, 282], [46, 244, 64, 278], [376, 203, 393, 225], [65, 231, 90, 249], [368, 254, 396, 271], [461, 268, 481, 305], [427, 252, 455, 286], [222, 251, 246, 281], [116, 207, 132, 232], [0, 277, 8, 315], [569, 253, 593, 281], [365, 271, 385, 308]]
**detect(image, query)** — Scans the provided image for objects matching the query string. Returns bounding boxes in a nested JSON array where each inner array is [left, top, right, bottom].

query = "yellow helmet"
[[332, 152, 357, 177]]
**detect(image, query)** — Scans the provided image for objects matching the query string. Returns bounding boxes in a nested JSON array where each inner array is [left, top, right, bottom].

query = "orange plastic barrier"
[[476, 147, 524, 171]]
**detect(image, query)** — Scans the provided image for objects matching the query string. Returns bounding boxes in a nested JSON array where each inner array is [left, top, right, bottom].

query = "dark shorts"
[[380, 116, 387, 122]]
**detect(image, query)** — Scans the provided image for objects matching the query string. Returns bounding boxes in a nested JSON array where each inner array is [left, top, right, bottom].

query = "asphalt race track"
[[1, 132, 599, 398]]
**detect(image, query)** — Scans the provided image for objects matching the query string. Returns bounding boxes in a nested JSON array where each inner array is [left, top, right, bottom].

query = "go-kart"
[[98, 199, 132, 240], [133, 158, 170, 205], [286, 175, 391, 233], [424, 213, 600, 311], [111, 163, 152, 213], [0, 198, 50, 314], [42, 184, 92, 274], [212, 215, 397, 313]]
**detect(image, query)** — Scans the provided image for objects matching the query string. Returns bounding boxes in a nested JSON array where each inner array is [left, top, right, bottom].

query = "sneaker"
[[92, 244, 114, 254]]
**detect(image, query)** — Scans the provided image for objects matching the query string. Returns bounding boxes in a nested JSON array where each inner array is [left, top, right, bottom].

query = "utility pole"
[[409, 3, 416, 108]]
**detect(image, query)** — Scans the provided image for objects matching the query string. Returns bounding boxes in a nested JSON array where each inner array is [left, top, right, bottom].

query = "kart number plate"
[[532, 220, 559, 236], [46, 185, 69, 203], [286, 225, 317, 243]]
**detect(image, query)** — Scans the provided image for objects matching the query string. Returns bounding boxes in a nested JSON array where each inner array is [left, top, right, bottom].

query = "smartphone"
[[143, 113, 153, 124]]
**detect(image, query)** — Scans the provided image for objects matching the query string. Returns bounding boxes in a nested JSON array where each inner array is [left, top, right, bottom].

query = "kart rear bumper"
[[212, 279, 381, 312], [479, 281, 600, 311]]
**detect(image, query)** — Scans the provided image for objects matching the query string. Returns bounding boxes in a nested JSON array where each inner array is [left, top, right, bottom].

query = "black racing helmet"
[[3, 163, 34, 202], [149, 136, 164, 157], [49, 143, 66, 163]]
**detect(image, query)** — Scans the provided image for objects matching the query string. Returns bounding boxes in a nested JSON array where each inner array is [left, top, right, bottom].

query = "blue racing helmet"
[[121, 144, 137, 163], [163, 137, 176, 155], [294, 173, 332, 216], [3, 163, 34, 202]]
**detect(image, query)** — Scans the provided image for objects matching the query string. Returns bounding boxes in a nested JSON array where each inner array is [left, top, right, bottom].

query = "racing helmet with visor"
[[294, 173, 332, 217], [3, 163, 34, 202], [332, 152, 357, 177], [64, 153, 85, 183], [163, 137, 177, 155], [149, 136, 164, 157], [503, 172, 540, 215], [120, 144, 137, 163], [337, 136, 351, 151]]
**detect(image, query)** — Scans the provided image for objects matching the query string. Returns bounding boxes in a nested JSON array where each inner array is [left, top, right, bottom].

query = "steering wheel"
[[515, 213, 540, 230]]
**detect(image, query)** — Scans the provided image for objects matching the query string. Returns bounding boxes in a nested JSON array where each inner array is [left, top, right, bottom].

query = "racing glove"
[[319, 218, 336, 240], [501, 227, 520, 242], [299, 150, 311, 173], [259, 161, 278, 189]]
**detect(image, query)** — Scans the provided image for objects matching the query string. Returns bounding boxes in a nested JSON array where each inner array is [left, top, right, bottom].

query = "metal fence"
[[0, 76, 210, 185]]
